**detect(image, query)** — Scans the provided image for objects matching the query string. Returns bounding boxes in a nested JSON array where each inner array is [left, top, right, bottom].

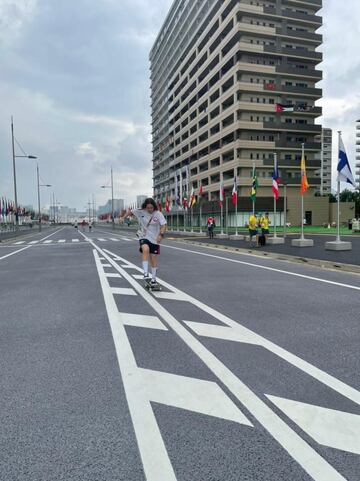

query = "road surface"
[[0, 226, 359, 481]]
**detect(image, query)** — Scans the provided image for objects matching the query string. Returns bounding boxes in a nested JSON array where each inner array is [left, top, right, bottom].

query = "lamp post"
[[36, 163, 51, 232], [101, 167, 115, 230], [11, 116, 38, 231]]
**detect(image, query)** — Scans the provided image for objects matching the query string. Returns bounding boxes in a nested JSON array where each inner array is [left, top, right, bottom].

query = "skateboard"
[[144, 279, 162, 291]]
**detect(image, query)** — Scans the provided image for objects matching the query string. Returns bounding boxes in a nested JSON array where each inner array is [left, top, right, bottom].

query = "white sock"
[[151, 267, 157, 280], [142, 261, 149, 275]]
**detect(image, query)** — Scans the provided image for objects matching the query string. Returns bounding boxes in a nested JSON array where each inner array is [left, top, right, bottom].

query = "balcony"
[[276, 65, 322, 80], [276, 26, 322, 43], [280, 85, 322, 97], [263, 158, 320, 168], [264, 45, 322, 62], [279, 8, 322, 26], [263, 121, 322, 133], [275, 141, 321, 150]]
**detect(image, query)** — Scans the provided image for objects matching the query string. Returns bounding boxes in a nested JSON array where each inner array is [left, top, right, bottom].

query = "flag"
[[275, 103, 294, 113], [190, 186, 196, 208], [199, 183, 203, 198], [264, 82, 275, 90], [250, 167, 258, 201], [337, 135, 356, 188], [232, 176, 237, 207], [219, 176, 224, 208], [165, 194, 170, 213], [272, 157, 280, 200], [301, 151, 309, 196], [157, 200, 163, 212]]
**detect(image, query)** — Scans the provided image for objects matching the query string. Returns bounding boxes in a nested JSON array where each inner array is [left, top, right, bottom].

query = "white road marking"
[[58, 239, 66, 243], [105, 273, 122, 278], [111, 287, 137, 296], [152, 292, 189, 301], [93, 249, 178, 481], [97, 238, 107, 242], [104, 253, 360, 409], [0, 245, 31, 260], [120, 237, 133, 242], [162, 244, 360, 291], [267, 395, 360, 455], [184, 322, 261, 346], [110, 238, 120, 242], [133, 274, 145, 280], [93, 245, 346, 481], [101, 263, 112, 267], [139, 368, 252, 425], [14, 241, 25, 245], [116, 312, 167, 330], [72, 239, 80, 243], [43, 240, 53, 244], [29, 241, 39, 244]]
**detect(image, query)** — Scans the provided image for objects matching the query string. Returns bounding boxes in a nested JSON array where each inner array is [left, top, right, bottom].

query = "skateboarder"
[[121, 198, 167, 289]]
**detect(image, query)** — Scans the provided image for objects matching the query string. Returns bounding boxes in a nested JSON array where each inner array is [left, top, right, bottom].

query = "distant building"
[[136, 195, 147, 208], [98, 199, 124, 216], [316, 128, 332, 195], [356, 120, 360, 190]]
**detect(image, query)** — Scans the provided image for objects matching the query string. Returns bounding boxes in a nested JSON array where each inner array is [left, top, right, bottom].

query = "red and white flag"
[[272, 155, 280, 200], [232, 176, 237, 207]]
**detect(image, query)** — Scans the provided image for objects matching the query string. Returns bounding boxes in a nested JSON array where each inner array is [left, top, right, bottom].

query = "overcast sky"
[[0, 0, 359, 210]]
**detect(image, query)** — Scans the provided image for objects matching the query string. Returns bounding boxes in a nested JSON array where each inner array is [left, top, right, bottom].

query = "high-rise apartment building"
[[356, 119, 360, 191], [316, 127, 332, 195], [150, 0, 323, 209]]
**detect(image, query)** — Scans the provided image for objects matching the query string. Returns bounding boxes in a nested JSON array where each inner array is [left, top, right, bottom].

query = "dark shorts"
[[249, 229, 258, 238], [139, 239, 160, 255], [262, 229, 269, 235]]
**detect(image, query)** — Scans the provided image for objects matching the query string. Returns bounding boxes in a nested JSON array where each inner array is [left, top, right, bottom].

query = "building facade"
[[315, 127, 332, 195], [136, 195, 148, 208], [150, 0, 323, 212], [356, 119, 360, 191]]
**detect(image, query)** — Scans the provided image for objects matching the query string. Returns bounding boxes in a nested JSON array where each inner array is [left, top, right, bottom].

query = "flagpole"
[[274, 153, 277, 238], [252, 161, 255, 215], [177, 209, 179, 232], [300, 143, 305, 241], [336, 131, 341, 243], [283, 183, 287, 238], [225, 196, 229, 235], [191, 205, 194, 233], [234, 168, 238, 236], [220, 172, 224, 235], [199, 202, 203, 234]]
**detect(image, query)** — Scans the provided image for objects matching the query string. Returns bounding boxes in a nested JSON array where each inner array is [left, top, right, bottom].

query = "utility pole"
[[111, 167, 115, 230], [11, 117, 19, 230]]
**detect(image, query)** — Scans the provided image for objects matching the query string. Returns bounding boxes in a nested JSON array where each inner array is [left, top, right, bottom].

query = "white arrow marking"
[[116, 312, 167, 331], [139, 368, 252, 425], [267, 395, 360, 455]]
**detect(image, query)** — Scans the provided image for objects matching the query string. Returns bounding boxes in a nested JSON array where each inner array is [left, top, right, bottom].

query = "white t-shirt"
[[132, 209, 167, 245]]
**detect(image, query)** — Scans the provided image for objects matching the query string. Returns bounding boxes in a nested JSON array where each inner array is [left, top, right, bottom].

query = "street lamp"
[[11, 116, 38, 230], [36, 163, 51, 232], [101, 166, 115, 230]]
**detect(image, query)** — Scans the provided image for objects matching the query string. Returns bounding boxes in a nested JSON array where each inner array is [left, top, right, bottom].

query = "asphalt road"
[[0, 226, 359, 481]]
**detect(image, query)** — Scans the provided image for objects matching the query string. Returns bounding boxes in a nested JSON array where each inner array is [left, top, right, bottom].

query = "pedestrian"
[[89, 220, 92, 232], [207, 216, 215, 239], [248, 212, 259, 247], [120, 198, 167, 289], [260, 212, 270, 240]]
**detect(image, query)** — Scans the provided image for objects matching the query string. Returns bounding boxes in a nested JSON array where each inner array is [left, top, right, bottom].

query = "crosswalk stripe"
[[14, 241, 25, 245], [43, 240, 53, 244], [105, 273, 122, 278], [58, 239, 66, 243], [29, 241, 39, 244], [120, 237, 132, 242], [111, 287, 137, 296], [152, 292, 188, 301], [97, 238, 106, 242], [72, 239, 80, 243], [110, 238, 120, 242], [267, 395, 360, 455]]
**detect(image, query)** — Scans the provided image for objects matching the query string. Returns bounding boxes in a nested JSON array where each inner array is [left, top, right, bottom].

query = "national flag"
[[219, 176, 224, 208], [183, 196, 188, 209], [264, 82, 275, 90], [337, 135, 356, 188], [190, 186, 196, 208], [199, 183, 203, 198], [232, 176, 237, 206], [250, 166, 258, 201], [275, 103, 294, 113], [272, 156, 280, 200], [301, 151, 309, 196], [165, 194, 170, 213], [157, 200, 163, 212]]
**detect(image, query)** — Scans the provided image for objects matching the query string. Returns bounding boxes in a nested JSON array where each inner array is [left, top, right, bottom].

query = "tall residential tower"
[[150, 0, 323, 208]]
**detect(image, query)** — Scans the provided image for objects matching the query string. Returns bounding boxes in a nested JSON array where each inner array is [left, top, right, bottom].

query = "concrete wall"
[[329, 202, 356, 225], [286, 189, 329, 226]]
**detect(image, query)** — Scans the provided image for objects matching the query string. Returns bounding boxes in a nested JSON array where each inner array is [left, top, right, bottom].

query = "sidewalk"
[[167, 231, 360, 269]]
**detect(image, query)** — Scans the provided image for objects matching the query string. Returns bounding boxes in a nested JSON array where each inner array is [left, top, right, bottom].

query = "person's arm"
[[156, 215, 167, 244], [120, 208, 136, 222]]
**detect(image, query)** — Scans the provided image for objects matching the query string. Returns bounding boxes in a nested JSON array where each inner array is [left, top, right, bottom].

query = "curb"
[[169, 237, 360, 276]]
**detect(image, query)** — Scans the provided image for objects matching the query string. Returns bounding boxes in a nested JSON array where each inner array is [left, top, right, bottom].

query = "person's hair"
[[141, 198, 158, 210], [265, 212, 269, 216]]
